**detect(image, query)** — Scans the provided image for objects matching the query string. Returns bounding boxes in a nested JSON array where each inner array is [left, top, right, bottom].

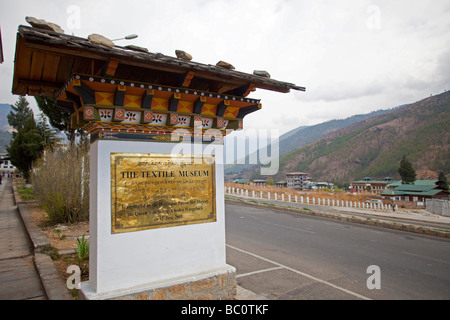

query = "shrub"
[[31, 143, 89, 224], [75, 234, 89, 261], [75, 234, 89, 276]]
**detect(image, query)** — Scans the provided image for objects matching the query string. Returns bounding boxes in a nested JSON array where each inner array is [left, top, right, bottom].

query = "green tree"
[[7, 117, 43, 182], [438, 172, 448, 190], [7, 96, 33, 135], [398, 155, 416, 184], [6, 96, 59, 183], [35, 96, 74, 142], [36, 114, 59, 151]]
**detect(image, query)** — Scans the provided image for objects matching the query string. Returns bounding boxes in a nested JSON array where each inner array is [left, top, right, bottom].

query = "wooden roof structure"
[[12, 24, 305, 140], [12, 25, 305, 101]]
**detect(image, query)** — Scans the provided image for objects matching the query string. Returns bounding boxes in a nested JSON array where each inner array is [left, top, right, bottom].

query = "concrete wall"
[[426, 199, 450, 217]]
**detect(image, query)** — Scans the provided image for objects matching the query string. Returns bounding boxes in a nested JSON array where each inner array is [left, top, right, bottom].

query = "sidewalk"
[[0, 177, 73, 300], [0, 176, 46, 299]]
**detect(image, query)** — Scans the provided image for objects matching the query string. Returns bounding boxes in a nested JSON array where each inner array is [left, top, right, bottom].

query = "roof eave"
[[14, 25, 305, 97]]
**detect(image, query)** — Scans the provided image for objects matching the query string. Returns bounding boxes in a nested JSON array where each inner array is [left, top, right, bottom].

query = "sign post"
[[82, 139, 234, 299]]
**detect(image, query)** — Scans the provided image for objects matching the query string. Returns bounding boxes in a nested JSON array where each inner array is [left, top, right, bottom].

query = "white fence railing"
[[225, 187, 392, 211]]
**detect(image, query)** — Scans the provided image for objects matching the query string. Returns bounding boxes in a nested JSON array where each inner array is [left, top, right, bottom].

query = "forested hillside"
[[244, 91, 449, 187], [224, 107, 404, 176]]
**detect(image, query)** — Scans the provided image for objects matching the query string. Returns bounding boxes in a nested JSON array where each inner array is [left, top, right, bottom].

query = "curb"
[[12, 184, 74, 300], [34, 253, 73, 300], [226, 197, 450, 239]]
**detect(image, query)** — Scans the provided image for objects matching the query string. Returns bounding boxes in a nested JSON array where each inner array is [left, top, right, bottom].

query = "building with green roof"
[[381, 179, 448, 202], [350, 177, 395, 194], [250, 179, 266, 187]]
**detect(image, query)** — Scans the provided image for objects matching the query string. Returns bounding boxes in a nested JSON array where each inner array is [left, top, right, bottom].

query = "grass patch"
[[17, 185, 35, 200], [261, 202, 277, 207]]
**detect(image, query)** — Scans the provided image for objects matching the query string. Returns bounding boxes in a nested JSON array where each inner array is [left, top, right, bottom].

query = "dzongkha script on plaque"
[[111, 153, 216, 233]]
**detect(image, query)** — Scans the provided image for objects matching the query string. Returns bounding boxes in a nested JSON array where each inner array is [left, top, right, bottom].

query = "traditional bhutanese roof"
[[352, 177, 395, 184], [12, 25, 305, 99], [381, 189, 444, 197], [394, 184, 437, 192], [386, 180, 437, 188], [234, 179, 249, 183], [352, 180, 394, 184], [381, 179, 447, 197]]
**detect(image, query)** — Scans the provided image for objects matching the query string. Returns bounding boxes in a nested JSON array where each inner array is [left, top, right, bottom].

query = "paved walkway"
[[0, 176, 47, 300]]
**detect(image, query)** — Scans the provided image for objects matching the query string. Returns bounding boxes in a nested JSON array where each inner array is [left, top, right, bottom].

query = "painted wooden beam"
[[73, 81, 96, 105], [228, 83, 256, 97], [102, 57, 119, 77], [237, 104, 261, 119], [65, 91, 82, 110], [216, 100, 230, 117], [114, 85, 126, 106], [177, 71, 195, 88], [142, 88, 154, 109], [169, 92, 181, 112], [193, 96, 206, 114]]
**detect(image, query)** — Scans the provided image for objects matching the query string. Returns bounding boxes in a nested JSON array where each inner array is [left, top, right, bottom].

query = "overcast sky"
[[1, 0, 449, 136]]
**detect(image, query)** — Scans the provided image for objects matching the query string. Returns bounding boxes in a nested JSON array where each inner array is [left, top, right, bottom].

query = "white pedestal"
[[79, 139, 235, 299]]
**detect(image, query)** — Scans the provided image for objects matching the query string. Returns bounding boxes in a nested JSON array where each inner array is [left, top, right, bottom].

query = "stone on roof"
[[13, 25, 305, 98], [25, 16, 64, 34], [88, 33, 115, 48], [175, 50, 192, 61]]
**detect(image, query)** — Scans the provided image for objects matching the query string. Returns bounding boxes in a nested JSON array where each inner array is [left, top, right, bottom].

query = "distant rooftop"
[[286, 172, 309, 175]]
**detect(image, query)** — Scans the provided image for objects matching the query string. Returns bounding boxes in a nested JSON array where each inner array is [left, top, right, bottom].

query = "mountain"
[[0, 130, 12, 153], [266, 91, 450, 187], [0, 103, 12, 131], [0, 104, 12, 153], [224, 105, 407, 177], [277, 107, 407, 156]]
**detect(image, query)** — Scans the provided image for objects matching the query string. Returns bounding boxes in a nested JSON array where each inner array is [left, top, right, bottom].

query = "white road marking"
[[402, 251, 450, 265], [227, 244, 372, 300], [236, 267, 284, 278]]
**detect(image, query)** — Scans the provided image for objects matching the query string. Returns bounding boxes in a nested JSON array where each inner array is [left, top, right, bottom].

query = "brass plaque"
[[111, 153, 216, 233]]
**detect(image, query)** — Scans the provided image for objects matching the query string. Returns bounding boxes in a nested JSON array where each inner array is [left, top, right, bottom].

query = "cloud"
[[435, 48, 450, 90], [0, 0, 449, 136]]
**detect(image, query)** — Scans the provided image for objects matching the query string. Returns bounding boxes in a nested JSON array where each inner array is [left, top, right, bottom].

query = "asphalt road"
[[225, 201, 450, 300], [229, 195, 450, 231]]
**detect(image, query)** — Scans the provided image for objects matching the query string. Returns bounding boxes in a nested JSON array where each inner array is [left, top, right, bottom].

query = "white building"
[[0, 154, 16, 174], [286, 172, 310, 190]]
